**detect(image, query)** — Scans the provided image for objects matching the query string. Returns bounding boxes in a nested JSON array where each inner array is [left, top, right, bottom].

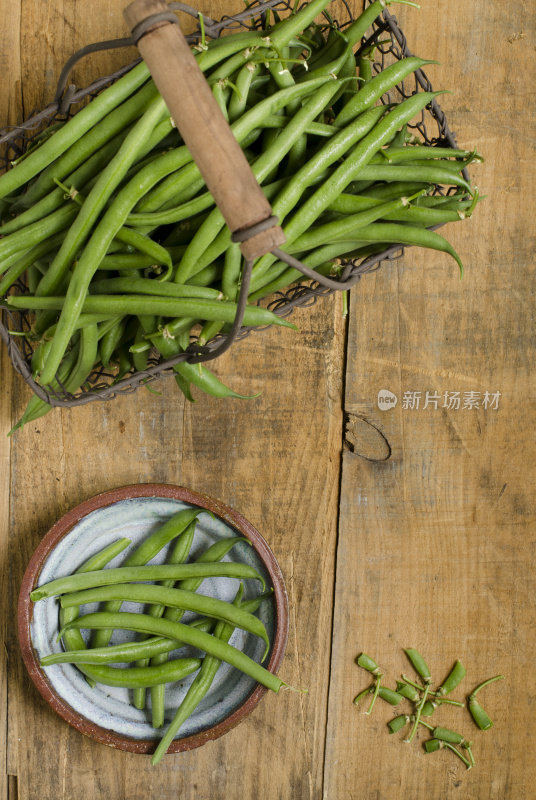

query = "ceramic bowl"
[[18, 484, 288, 753]]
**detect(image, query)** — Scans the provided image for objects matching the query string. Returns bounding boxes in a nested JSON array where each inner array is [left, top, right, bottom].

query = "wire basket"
[[0, 0, 466, 408]]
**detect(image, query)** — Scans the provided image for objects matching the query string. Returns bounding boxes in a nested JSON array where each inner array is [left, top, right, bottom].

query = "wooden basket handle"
[[123, 0, 286, 261]]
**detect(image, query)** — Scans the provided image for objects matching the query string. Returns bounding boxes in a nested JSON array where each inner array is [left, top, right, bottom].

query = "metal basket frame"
[[0, 0, 465, 407]]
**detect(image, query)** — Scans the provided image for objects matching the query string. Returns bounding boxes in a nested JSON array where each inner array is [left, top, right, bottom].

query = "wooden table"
[[1, 2, 534, 798]]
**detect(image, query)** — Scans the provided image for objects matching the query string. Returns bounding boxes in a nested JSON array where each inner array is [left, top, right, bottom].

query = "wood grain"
[[0, 6, 21, 799], [0, 4, 345, 797], [324, 1, 536, 798], [1, 0, 534, 798]]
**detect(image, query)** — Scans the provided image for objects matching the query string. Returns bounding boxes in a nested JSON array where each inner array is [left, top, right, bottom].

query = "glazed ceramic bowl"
[[18, 484, 288, 753]]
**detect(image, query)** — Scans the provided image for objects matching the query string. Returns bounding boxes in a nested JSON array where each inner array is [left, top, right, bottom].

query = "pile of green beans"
[[0, 0, 481, 430], [32, 507, 286, 764], [353, 649, 504, 771]]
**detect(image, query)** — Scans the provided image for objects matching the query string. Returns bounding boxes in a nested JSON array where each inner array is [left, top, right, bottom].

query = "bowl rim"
[[18, 483, 289, 754]]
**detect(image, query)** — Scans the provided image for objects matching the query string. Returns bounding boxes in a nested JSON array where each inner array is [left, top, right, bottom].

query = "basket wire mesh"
[[0, 0, 465, 407]]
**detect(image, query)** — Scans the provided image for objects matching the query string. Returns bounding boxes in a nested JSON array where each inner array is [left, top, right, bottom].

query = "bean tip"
[[275, 318, 298, 330]]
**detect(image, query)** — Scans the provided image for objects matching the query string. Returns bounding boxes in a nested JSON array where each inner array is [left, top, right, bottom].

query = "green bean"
[[8, 294, 296, 330], [222, 244, 243, 302], [130, 333, 150, 354], [146, 533, 259, 713], [356, 653, 382, 675], [171, 75, 342, 283], [269, 0, 333, 51], [290, 221, 464, 274], [90, 277, 223, 301], [58, 537, 131, 689], [423, 738, 472, 768], [130, 314, 155, 362], [186, 262, 223, 288], [135, 76, 332, 217], [133, 518, 197, 716], [126, 192, 215, 228], [109, 228, 173, 269], [35, 95, 168, 294], [330, 44, 360, 112], [468, 699, 492, 730], [380, 145, 481, 163], [401, 649, 433, 743], [90, 508, 204, 649], [211, 79, 231, 122], [247, 243, 365, 300], [40, 592, 272, 666], [299, 28, 350, 82], [151, 583, 247, 764], [41, 632, 205, 667], [326, 191, 473, 220], [96, 246, 186, 273], [197, 31, 275, 71], [353, 180, 428, 200], [31, 562, 264, 601], [20, 82, 160, 208], [334, 57, 436, 127], [26, 263, 43, 294], [284, 194, 423, 253], [378, 687, 404, 705], [346, 163, 472, 192], [249, 104, 391, 282], [468, 675, 504, 730], [60, 584, 270, 659], [228, 61, 261, 122], [31, 77, 324, 383], [422, 722, 474, 767], [383, 203, 468, 226], [61, 657, 203, 689], [421, 193, 475, 209], [258, 114, 337, 138], [185, 102, 391, 283], [131, 322, 150, 372], [98, 318, 126, 368], [202, 45, 271, 86], [10, 333, 89, 434], [332, 0, 419, 52], [160, 180, 284, 285], [420, 699, 437, 717], [96, 315, 125, 340], [396, 682, 421, 703], [0, 62, 151, 201], [150, 329, 259, 400], [61, 611, 285, 694], [388, 715, 411, 734], [1, 29, 264, 204], [357, 42, 377, 85], [276, 90, 442, 243], [63, 321, 98, 390], [0, 203, 77, 263], [0, 131, 129, 236], [197, 319, 225, 348], [432, 726, 471, 747], [174, 371, 195, 402], [0, 233, 65, 297], [29, 97, 170, 390], [30, 337, 53, 378]]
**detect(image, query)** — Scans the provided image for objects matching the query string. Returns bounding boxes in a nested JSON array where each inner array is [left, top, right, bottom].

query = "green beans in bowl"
[[18, 484, 289, 763]]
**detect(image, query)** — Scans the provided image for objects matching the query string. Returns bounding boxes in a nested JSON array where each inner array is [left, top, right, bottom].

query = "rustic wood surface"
[[0, 1, 534, 798]]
